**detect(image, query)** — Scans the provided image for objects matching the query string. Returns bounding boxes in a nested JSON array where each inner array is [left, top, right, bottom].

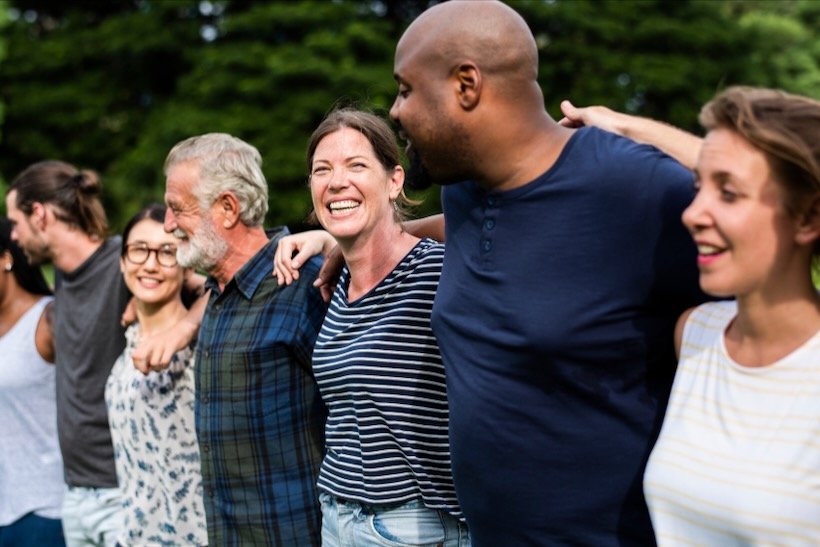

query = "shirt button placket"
[[481, 195, 498, 256]]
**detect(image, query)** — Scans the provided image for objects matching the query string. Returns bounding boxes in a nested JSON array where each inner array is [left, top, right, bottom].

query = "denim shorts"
[[320, 492, 470, 547], [0, 512, 65, 547]]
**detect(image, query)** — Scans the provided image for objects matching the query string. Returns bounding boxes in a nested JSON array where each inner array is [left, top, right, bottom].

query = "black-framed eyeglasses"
[[124, 243, 178, 267]]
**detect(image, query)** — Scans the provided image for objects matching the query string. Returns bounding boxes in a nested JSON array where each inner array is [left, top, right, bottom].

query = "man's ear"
[[455, 61, 481, 111], [31, 202, 48, 229], [215, 191, 241, 229], [795, 197, 820, 247]]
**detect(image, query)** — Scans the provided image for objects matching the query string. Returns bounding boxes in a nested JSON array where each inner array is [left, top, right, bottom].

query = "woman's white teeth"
[[697, 244, 722, 255], [329, 200, 359, 212]]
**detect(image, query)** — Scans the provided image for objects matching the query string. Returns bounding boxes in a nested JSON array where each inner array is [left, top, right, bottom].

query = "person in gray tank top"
[[5, 161, 205, 547]]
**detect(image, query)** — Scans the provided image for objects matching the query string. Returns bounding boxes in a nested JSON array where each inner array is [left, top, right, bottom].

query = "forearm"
[[131, 290, 208, 373], [182, 290, 208, 333], [560, 101, 703, 170], [404, 213, 445, 242], [615, 115, 703, 170]]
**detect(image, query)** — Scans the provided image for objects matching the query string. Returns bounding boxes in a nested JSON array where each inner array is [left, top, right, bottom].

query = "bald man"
[[389, 1, 706, 545]]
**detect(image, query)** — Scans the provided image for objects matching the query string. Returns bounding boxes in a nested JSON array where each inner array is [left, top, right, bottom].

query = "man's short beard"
[[175, 217, 228, 273], [403, 129, 471, 189], [404, 148, 435, 191], [19, 221, 53, 266], [23, 245, 51, 267]]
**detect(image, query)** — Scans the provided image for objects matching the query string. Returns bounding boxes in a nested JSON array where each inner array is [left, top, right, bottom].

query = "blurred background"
[[1, 0, 818, 234]]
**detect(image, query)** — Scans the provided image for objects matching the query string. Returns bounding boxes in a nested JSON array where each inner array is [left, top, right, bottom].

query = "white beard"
[[175, 216, 228, 273]]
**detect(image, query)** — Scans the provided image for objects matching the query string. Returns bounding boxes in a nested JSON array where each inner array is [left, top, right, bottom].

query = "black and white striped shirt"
[[313, 238, 461, 519]]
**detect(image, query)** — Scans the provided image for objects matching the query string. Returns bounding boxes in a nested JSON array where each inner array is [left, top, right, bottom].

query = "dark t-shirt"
[[432, 127, 705, 545], [55, 237, 130, 487]]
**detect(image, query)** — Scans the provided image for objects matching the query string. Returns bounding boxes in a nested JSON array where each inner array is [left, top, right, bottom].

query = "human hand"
[[313, 245, 344, 302], [131, 319, 198, 375], [558, 100, 624, 135], [120, 297, 137, 327], [273, 230, 337, 286]]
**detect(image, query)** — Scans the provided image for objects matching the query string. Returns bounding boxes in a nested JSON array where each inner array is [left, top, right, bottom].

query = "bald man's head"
[[390, 1, 552, 189], [396, 0, 539, 87]]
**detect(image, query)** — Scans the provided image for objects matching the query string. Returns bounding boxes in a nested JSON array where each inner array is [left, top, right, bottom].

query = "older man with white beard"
[[162, 133, 328, 546]]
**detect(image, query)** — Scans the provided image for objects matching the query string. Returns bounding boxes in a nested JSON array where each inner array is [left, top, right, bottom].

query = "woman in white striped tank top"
[[642, 87, 820, 546]]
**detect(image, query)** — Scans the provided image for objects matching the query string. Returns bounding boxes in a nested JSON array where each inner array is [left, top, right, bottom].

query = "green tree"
[[0, 0, 205, 221], [2, 0, 819, 231], [731, 0, 820, 99], [106, 1, 405, 230], [514, 0, 754, 133], [0, 0, 437, 230], [0, 0, 8, 194]]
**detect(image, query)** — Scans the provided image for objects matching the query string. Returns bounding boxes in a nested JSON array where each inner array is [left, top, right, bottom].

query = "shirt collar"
[[204, 226, 290, 300]]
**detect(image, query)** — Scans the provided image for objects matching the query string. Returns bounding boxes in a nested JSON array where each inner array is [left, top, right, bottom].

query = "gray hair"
[[164, 133, 268, 226]]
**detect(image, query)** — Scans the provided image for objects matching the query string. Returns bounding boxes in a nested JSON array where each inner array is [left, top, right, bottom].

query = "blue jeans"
[[61, 486, 123, 547], [320, 492, 470, 547], [0, 512, 65, 547]]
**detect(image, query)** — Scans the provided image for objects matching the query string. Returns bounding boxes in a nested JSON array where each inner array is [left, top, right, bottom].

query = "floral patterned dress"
[[105, 323, 207, 546]]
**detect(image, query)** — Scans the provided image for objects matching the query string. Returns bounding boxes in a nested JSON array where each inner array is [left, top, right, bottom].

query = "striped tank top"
[[312, 238, 461, 519]]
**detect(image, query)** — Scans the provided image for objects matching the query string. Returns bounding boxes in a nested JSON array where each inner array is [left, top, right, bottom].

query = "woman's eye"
[[720, 189, 738, 202]]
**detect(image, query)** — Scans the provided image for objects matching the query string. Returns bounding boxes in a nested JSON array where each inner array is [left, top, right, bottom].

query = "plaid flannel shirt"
[[196, 228, 328, 546]]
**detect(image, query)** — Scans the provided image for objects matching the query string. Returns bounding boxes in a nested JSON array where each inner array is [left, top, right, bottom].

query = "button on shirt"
[[195, 228, 328, 546]]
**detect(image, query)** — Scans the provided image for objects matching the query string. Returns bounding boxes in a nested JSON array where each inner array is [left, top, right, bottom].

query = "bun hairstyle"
[[8, 160, 109, 239]]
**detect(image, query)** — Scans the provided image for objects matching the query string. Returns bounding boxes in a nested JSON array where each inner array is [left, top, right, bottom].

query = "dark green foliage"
[[515, 0, 753, 132], [1, 0, 818, 232]]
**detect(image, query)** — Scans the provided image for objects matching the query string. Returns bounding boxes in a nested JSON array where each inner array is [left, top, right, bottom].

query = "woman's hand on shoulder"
[[558, 100, 623, 133]]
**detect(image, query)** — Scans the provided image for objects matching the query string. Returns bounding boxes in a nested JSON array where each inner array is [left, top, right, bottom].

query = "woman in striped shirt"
[[642, 87, 820, 544], [275, 108, 468, 547]]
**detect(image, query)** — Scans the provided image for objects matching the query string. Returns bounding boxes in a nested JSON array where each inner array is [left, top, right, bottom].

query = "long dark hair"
[[0, 217, 52, 296]]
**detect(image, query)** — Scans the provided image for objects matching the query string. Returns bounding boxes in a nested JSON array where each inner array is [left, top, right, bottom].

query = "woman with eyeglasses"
[[104, 204, 207, 546]]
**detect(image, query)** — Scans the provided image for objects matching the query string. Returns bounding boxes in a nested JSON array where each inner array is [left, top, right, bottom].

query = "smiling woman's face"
[[684, 127, 800, 298], [309, 127, 402, 244], [120, 218, 184, 306]]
